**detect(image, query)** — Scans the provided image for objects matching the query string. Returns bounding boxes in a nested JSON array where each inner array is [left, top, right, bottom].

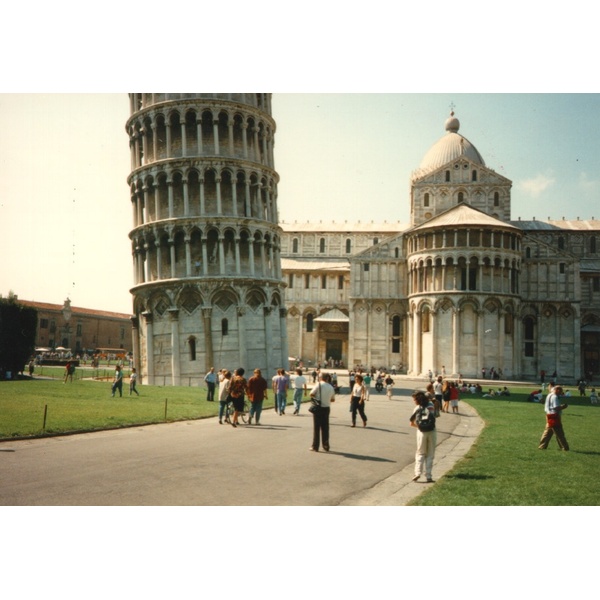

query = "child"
[[590, 388, 598, 405]]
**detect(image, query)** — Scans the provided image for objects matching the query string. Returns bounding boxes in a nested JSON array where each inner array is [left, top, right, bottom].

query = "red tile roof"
[[17, 299, 132, 320]]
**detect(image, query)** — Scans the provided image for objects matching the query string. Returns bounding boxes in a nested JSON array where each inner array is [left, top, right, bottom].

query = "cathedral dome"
[[417, 112, 485, 175]]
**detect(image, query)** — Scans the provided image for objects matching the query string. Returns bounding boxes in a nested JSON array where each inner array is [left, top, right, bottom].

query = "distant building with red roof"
[[17, 297, 132, 356]]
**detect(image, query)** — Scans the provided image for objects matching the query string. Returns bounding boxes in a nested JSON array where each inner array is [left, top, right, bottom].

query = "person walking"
[[409, 390, 437, 483], [385, 373, 394, 399], [129, 367, 140, 396], [363, 372, 371, 401], [228, 368, 248, 428], [331, 371, 338, 391], [433, 376, 443, 417], [425, 381, 438, 416], [291, 368, 307, 414], [309, 373, 336, 452], [538, 384, 569, 450], [218, 370, 232, 424], [64, 361, 75, 383], [247, 368, 268, 425], [272, 368, 289, 415], [441, 379, 451, 413], [450, 381, 460, 414], [111, 365, 123, 397], [204, 367, 217, 401], [350, 373, 368, 427]]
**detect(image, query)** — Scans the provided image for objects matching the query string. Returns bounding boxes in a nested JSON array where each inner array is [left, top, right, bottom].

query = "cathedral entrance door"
[[326, 339, 342, 362]]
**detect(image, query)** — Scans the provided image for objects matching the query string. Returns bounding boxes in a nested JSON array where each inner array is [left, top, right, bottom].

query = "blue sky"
[[1, 4, 599, 315], [275, 93, 600, 224], [1, 93, 600, 314]]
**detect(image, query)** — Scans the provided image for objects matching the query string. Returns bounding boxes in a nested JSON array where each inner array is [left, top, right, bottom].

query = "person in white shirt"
[[433, 376, 443, 416], [538, 384, 569, 450], [308, 373, 336, 452], [350, 374, 368, 427], [292, 368, 307, 415], [409, 390, 437, 483]]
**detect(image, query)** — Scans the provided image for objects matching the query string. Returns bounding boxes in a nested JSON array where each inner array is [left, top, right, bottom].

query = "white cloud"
[[516, 173, 556, 198]]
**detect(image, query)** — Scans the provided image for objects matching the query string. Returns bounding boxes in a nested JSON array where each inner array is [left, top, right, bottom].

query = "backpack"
[[416, 406, 436, 432]]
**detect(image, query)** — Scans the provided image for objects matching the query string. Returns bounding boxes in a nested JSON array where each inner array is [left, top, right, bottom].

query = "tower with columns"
[[126, 94, 287, 385]]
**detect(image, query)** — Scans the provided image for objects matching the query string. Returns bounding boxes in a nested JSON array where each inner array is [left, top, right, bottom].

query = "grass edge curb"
[[339, 401, 485, 506]]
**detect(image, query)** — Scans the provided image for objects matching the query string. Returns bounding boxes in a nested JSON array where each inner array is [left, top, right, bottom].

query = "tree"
[[0, 294, 38, 378]]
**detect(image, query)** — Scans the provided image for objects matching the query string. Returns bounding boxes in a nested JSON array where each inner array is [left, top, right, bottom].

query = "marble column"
[[202, 307, 214, 372], [142, 311, 154, 385], [168, 308, 180, 386]]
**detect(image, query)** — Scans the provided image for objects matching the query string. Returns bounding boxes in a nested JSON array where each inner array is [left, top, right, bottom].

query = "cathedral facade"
[[126, 94, 287, 385], [281, 113, 600, 381]]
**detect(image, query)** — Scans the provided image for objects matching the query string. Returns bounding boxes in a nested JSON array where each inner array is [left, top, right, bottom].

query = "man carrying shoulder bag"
[[308, 373, 336, 452]]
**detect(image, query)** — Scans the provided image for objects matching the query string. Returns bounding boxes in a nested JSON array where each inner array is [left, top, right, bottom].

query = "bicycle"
[[224, 398, 249, 424]]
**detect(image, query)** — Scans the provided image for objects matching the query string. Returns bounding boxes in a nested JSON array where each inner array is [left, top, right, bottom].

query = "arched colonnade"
[[131, 223, 282, 285], [126, 101, 275, 171]]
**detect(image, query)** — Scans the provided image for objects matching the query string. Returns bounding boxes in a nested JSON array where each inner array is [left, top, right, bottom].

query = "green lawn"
[[410, 389, 600, 506], [0, 378, 274, 437]]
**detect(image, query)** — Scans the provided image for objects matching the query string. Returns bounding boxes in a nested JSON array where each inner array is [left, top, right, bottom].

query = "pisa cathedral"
[[280, 112, 600, 381], [125, 95, 600, 384]]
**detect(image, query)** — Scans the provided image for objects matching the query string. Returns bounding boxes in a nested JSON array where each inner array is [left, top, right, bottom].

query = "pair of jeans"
[[218, 400, 228, 422], [293, 388, 304, 412], [276, 392, 287, 414], [350, 396, 367, 425], [311, 407, 330, 450], [249, 400, 263, 423], [206, 382, 215, 402]]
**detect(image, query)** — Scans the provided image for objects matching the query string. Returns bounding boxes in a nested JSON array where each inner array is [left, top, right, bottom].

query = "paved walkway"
[[0, 377, 484, 506], [340, 398, 483, 505]]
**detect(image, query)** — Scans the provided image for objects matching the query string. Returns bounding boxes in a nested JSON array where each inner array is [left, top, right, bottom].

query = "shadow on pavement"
[[323, 451, 396, 463]]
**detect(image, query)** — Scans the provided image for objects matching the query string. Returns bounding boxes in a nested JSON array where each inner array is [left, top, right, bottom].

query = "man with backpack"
[[409, 390, 437, 483]]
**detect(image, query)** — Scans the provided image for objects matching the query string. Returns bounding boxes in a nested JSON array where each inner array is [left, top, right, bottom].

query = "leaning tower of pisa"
[[126, 94, 287, 385]]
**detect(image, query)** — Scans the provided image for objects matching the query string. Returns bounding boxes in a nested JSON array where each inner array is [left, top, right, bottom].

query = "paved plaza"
[[0, 377, 483, 506]]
